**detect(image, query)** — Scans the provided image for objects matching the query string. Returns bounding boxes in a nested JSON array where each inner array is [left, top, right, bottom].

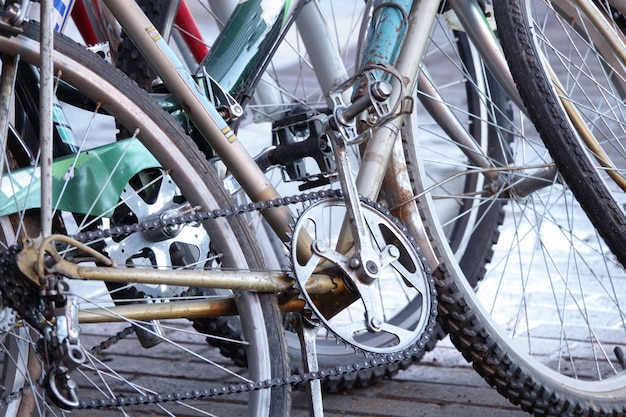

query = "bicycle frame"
[[64, 0, 442, 298], [92, 0, 524, 271], [6, 2, 626, 415], [9, 0, 555, 319]]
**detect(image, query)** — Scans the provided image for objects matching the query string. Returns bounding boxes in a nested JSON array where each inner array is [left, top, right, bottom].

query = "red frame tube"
[[175, 0, 209, 63]]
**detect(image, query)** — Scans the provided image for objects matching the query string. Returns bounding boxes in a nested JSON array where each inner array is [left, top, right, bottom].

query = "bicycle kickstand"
[[295, 315, 324, 417]]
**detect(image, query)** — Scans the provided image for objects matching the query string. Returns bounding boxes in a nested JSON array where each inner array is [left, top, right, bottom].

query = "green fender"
[[0, 139, 160, 217]]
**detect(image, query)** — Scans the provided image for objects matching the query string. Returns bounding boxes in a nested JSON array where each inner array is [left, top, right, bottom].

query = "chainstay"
[[75, 189, 437, 410], [0, 188, 437, 410]]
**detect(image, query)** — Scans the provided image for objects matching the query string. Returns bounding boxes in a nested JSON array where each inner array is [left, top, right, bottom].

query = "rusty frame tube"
[[73, 266, 295, 292], [76, 280, 337, 325], [78, 296, 308, 324], [79, 298, 238, 323], [65, 264, 345, 323], [64, 264, 342, 294]]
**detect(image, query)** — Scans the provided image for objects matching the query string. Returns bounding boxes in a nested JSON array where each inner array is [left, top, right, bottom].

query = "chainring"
[[290, 196, 437, 355], [0, 189, 439, 410], [104, 169, 213, 298]]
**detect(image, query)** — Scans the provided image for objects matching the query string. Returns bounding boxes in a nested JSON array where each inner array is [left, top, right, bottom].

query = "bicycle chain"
[[89, 326, 135, 356], [0, 188, 437, 410], [72, 189, 343, 244], [79, 345, 427, 410]]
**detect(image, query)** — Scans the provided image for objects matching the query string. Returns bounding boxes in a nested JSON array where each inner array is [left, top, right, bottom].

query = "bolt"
[[366, 112, 379, 125], [370, 81, 392, 101], [365, 260, 379, 275], [66, 378, 77, 390], [369, 317, 382, 331], [349, 257, 361, 269], [319, 135, 330, 151], [387, 245, 400, 259], [312, 240, 326, 253], [5, 4, 20, 22], [231, 104, 244, 118]]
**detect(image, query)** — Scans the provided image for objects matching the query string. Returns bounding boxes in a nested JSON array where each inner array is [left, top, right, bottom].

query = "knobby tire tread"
[[494, 0, 626, 265], [422, 1, 626, 416], [116, 0, 508, 395]]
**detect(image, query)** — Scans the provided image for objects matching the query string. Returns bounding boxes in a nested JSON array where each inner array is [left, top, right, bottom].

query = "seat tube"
[[295, 1, 350, 105], [356, 0, 440, 200]]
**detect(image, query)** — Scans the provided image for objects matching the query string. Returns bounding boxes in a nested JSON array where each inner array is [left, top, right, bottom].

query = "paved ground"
[[74, 321, 533, 417], [291, 338, 532, 417]]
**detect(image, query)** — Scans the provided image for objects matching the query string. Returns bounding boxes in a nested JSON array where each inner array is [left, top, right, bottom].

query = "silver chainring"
[[290, 196, 435, 354], [104, 170, 213, 298]]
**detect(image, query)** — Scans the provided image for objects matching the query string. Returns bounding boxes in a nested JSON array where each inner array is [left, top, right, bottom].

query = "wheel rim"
[[0, 22, 284, 416]]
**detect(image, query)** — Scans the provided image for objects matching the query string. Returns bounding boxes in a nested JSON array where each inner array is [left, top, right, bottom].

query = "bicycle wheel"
[[495, 0, 626, 267], [0, 16, 289, 417], [410, 1, 626, 415], [113, 0, 511, 390]]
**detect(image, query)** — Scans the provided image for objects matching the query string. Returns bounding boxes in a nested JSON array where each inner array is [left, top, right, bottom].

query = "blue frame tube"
[[360, 0, 414, 71]]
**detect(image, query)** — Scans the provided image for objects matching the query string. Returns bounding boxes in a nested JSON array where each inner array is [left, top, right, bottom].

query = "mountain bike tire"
[[495, 0, 626, 266], [410, 1, 626, 415], [0, 16, 289, 417]]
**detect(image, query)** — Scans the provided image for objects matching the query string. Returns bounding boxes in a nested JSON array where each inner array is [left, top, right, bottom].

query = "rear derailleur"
[[38, 276, 85, 410], [15, 237, 86, 410]]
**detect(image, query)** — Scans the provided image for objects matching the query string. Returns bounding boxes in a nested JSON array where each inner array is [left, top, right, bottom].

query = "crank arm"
[[324, 73, 395, 284], [311, 239, 399, 332]]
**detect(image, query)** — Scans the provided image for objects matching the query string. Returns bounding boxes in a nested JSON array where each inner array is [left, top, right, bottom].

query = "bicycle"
[[58, 0, 522, 393], [83, 0, 518, 392], [0, 1, 623, 416]]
